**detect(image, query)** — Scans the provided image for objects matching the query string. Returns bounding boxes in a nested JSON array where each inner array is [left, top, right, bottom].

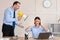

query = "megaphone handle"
[[24, 16, 28, 21]]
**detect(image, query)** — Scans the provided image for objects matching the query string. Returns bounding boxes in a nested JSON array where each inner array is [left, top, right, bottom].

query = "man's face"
[[14, 3, 21, 10]]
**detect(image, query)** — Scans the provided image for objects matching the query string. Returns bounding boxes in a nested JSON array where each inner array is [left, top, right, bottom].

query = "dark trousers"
[[2, 23, 14, 37]]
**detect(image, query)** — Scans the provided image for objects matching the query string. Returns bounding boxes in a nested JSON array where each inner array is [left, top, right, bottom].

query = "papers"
[[0, 38, 10, 40]]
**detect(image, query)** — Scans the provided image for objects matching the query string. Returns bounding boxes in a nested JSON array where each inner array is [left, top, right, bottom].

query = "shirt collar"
[[10, 6, 15, 12], [34, 25, 42, 28]]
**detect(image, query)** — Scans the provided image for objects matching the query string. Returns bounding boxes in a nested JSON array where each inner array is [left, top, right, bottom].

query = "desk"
[[0, 37, 60, 40], [9, 37, 60, 40]]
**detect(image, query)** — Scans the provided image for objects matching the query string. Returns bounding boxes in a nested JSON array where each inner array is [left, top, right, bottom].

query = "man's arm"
[[15, 16, 24, 28], [15, 22, 24, 28]]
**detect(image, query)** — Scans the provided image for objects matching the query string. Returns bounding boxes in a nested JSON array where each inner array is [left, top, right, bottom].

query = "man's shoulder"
[[5, 7, 12, 11]]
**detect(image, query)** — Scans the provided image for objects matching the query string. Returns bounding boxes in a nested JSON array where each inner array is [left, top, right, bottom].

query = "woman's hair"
[[34, 16, 41, 20], [34, 16, 41, 25]]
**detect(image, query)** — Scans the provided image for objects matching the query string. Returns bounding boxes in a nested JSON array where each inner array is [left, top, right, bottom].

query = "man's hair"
[[13, 1, 21, 6], [34, 16, 41, 20]]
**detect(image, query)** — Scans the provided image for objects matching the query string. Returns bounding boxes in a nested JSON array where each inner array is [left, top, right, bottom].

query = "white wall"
[[0, 0, 60, 37]]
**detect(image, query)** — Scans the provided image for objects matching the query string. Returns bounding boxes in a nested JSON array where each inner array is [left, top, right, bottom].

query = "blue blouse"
[[29, 25, 46, 38]]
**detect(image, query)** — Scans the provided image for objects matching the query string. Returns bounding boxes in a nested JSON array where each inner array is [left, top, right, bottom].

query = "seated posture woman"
[[25, 16, 49, 38]]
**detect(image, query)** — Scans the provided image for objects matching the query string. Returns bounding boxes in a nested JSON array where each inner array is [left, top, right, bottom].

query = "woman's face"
[[34, 19, 41, 26]]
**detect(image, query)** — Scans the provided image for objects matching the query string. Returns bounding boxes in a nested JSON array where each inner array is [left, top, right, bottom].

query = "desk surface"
[[9, 37, 60, 40], [0, 37, 60, 40]]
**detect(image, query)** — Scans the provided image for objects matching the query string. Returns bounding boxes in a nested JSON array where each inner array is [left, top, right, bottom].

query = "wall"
[[0, 0, 60, 37]]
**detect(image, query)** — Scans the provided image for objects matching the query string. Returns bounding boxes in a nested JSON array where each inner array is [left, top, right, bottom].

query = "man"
[[2, 1, 24, 37]]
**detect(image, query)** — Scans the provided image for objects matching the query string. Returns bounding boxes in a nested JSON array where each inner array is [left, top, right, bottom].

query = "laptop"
[[38, 32, 52, 39]]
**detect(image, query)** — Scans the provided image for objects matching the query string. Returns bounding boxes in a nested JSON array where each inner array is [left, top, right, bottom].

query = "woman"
[[25, 16, 49, 38]]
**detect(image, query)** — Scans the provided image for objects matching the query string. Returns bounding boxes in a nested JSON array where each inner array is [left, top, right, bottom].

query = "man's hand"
[[19, 23, 24, 28], [18, 17, 22, 21]]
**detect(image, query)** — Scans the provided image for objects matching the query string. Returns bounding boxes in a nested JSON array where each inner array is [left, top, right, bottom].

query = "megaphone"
[[23, 14, 28, 21], [18, 11, 23, 17], [18, 11, 28, 21]]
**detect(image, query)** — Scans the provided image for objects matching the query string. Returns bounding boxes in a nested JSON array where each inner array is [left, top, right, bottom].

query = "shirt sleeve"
[[42, 27, 47, 32], [4, 9, 15, 23], [15, 20, 19, 26], [15, 13, 19, 26]]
